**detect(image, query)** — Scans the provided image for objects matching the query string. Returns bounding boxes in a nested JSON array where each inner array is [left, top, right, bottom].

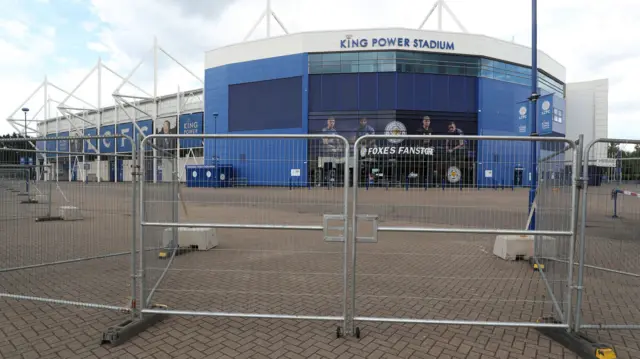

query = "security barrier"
[[139, 134, 351, 334], [350, 135, 579, 334], [575, 138, 640, 331], [2, 132, 639, 349], [0, 135, 138, 316]]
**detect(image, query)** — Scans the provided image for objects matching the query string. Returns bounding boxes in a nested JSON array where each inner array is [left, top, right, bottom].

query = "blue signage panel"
[[514, 100, 529, 136], [58, 131, 69, 152], [135, 119, 153, 150], [537, 94, 554, 136], [179, 112, 203, 148], [116, 122, 134, 152], [340, 37, 455, 51], [46, 133, 56, 157], [36, 139, 45, 151], [84, 128, 98, 153], [100, 125, 116, 153]]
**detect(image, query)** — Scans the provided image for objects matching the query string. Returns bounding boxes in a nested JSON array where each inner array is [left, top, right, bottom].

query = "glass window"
[[322, 53, 341, 62], [359, 63, 376, 73], [307, 51, 565, 96], [341, 52, 358, 61], [308, 53, 323, 62], [359, 51, 377, 60], [377, 51, 396, 60], [379, 63, 396, 72]]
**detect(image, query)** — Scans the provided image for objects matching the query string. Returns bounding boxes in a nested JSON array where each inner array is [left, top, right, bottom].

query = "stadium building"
[[30, 26, 608, 186]]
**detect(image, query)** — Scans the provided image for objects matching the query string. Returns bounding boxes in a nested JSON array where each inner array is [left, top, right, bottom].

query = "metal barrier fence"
[[575, 138, 640, 331], [5, 132, 640, 344], [139, 134, 351, 334], [0, 136, 137, 315], [350, 135, 579, 334]]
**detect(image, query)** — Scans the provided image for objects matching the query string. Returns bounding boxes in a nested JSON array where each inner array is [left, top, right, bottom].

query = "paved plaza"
[[0, 182, 638, 358]]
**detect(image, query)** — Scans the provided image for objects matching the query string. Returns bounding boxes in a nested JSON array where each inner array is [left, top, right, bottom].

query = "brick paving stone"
[[1, 186, 639, 358]]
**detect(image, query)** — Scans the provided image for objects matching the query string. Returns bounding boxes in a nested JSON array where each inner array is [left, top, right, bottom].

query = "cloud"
[[82, 21, 98, 32]]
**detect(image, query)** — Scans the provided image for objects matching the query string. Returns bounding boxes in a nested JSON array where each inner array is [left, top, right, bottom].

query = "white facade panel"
[[565, 79, 609, 163], [205, 28, 565, 82]]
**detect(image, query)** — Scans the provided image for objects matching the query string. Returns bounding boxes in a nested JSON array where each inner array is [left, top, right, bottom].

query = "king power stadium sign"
[[340, 37, 455, 51]]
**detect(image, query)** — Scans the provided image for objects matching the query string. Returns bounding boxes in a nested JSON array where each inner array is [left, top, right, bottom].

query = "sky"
[[0, 0, 638, 140]]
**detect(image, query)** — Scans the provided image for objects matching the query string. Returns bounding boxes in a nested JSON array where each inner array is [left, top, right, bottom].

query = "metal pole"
[[23, 109, 29, 194], [130, 139, 138, 319], [528, 0, 539, 231], [565, 134, 582, 331], [266, 0, 271, 37]]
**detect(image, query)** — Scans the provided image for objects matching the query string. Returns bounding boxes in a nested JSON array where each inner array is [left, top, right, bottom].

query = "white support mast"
[[418, 0, 468, 33], [244, 0, 289, 41]]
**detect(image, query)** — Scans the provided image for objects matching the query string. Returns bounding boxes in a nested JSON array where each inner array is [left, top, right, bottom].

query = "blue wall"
[[204, 54, 309, 186], [477, 78, 534, 187], [309, 72, 477, 112]]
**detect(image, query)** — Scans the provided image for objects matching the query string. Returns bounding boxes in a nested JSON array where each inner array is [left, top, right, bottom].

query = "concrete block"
[[162, 227, 218, 250], [493, 235, 558, 261], [59, 206, 83, 221]]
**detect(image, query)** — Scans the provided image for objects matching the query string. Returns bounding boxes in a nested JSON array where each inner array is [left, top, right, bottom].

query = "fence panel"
[[575, 139, 640, 332], [350, 135, 578, 333], [0, 136, 136, 313], [139, 134, 350, 331]]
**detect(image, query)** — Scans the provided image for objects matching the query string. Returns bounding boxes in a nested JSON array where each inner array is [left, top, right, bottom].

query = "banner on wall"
[[537, 94, 554, 136], [116, 122, 134, 152], [514, 100, 530, 136], [179, 113, 203, 148], [135, 119, 153, 150], [154, 116, 178, 156], [69, 129, 83, 153], [58, 131, 69, 153], [45, 133, 56, 157], [100, 125, 116, 153], [84, 128, 98, 153]]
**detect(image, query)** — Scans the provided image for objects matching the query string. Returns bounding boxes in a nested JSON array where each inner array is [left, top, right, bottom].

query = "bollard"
[[441, 178, 445, 191], [405, 175, 409, 191], [289, 178, 292, 190], [501, 180, 504, 190], [612, 190, 619, 218]]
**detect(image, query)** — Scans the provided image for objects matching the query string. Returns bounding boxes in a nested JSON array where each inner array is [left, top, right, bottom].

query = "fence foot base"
[[20, 199, 39, 204], [34, 216, 63, 222], [101, 312, 167, 347], [536, 318, 617, 359]]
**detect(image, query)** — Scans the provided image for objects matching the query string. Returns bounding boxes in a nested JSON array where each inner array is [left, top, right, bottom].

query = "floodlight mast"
[[418, 0, 468, 33]]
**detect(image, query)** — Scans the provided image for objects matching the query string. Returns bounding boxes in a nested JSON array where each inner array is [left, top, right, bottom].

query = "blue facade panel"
[[309, 72, 477, 112], [477, 78, 534, 187], [204, 53, 308, 186]]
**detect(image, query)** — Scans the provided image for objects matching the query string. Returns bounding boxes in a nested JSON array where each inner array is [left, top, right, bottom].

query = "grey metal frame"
[[0, 135, 138, 317], [138, 134, 351, 330], [574, 137, 640, 331], [350, 134, 580, 333]]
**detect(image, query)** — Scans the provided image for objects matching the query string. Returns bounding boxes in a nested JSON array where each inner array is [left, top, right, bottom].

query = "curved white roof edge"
[[205, 27, 566, 83]]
